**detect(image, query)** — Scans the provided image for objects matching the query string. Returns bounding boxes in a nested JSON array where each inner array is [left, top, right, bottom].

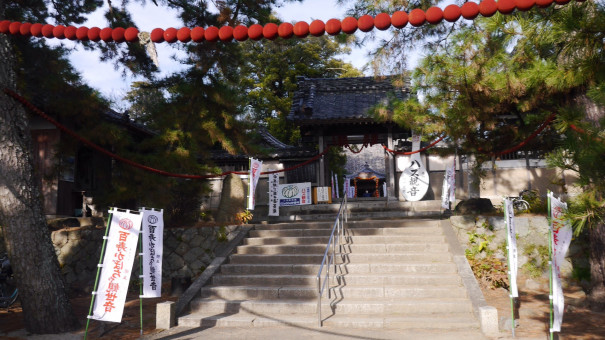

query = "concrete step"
[[178, 311, 318, 328], [252, 219, 441, 231], [228, 252, 452, 265], [212, 273, 462, 287], [322, 314, 479, 330], [249, 226, 441, 238], [200, 285, 467, 300], [244, 236, 330, 246], [220, 262, 457, 275], [189, 297, 473, 315], [329, 298, 474, 315], [328, 285, 468, 299], [220, 264, 320, 275], [190, 298, 319, 314], [178, 312, 479, 330], [236, 243, 448, 255], [199, 285, 318, 300]]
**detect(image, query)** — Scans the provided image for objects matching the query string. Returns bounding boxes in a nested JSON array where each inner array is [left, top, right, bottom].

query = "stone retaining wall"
[[0, 219, 243, 293], [450, 215, 589, 290]]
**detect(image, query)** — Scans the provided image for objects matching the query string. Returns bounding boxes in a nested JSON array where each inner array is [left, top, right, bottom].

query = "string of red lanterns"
[[0, 0, 580, 44]]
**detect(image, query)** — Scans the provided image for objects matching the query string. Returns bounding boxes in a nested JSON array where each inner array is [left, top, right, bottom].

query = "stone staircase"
[[178, 219, 481, 332]]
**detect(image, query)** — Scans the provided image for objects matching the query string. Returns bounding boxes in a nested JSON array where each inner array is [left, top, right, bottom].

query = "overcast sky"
[[50, 0, 377, 110]]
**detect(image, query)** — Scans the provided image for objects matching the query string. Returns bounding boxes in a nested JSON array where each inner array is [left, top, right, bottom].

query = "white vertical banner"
[[141, 208, 164, 298], [268, 173, 279, 216], [91, 209, 142, 322], [504, 198, 519, 298], [442, 161, 456, 209], [330, 172, 336, 198], [334, 173, 340, 199], [448, 157, 456, 205], [383, 182, 387, 198], [344, 177, 351, 198], [247, 158, 263, 210], [549, 193, 573, 332]]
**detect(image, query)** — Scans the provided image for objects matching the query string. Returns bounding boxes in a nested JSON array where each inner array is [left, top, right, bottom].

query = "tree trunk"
[[0, 32, 79, 333], [588, 222, 605, 310]]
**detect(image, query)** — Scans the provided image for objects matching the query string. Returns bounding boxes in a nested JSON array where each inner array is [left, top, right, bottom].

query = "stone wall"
[[0, 219, 243, 293], [450, 215, 589, 290]]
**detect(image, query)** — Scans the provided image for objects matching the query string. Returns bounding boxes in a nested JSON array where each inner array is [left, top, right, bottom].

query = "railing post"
[[317, 276, 322, 327]]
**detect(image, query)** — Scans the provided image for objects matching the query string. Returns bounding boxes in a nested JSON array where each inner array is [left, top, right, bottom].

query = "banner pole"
[[84, 210, 113, 340], [504, 200, 515, 337], [548, 191, 554, 340], [139, 229, 144, 335]]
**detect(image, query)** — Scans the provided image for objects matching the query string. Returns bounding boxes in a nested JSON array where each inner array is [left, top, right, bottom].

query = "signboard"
[[400, 134, 429, 201], [91, 209, 142, 322], [268, 173, 279, 216], [316, 186, 330, 202], [278, 182, 311, 206], [141, 208, 164, 298]]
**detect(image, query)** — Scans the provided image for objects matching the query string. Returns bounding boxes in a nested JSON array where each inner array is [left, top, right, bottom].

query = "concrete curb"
[[158, 225, 253, 327], [439, 219, 499, 336]]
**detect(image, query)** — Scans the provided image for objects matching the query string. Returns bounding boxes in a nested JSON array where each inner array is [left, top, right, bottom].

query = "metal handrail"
[[316, 195, 348, 327]]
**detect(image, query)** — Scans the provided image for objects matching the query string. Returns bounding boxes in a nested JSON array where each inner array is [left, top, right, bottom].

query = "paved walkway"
[[142, 325, 490, 340]]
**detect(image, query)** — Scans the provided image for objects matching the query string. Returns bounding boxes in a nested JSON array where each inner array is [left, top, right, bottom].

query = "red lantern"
[[63, 25, 77, 40], [443, 5, 461, 22], [19, 22, 32, 36], [554, 0, 570, 3], [112, 27, 125, 42], [0, 21, 10, 34], [325, 19, 341, 35], [205, 26, 220, 42], [426, 7, 443, 24], [357, 15, 374, 32], [341, 17, 357, 34], [461, 2, 480, 19], [309, 20, 325, 36], [278, 22, 293, 39], [409, 9, 426, 27], [233, 25, 248, 41], [535, 0, 553, 7], [498, 0, 516, 14], [42, 24, 55, 38], [391, 11, 408, 28], [9, 22, 22, 35], [177, 27, 191, 42], [150, 28, 164, 43], [219, 26, 234, 41], [374, 13, 391, 30], [124, 27, 139, 42], [88, 27, 101, 41], [31, 23, 44, 37], [53, 25, 66, 39], [100, 27, 113, 42], [515, 0, 535, 10], [479, 0, 498, 16], [191, 27, 205, 42], [164, 27, 178, 43], [248, 24, 263, 40], [263, 23, 278, 40], [294, 21, 309, 37], [76, 26, 89, 41]]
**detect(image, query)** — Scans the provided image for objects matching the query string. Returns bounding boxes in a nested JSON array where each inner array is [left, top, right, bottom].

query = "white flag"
[[248, 158, 263, 210], [334, 173, 340, 199], [268, 173, 279, 216], [91, 209, 142, 322], [141, 208, 164, 298], [504, 198, 518, 298], [344, 177, 351, 198], [549, 193, 573, 332]]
